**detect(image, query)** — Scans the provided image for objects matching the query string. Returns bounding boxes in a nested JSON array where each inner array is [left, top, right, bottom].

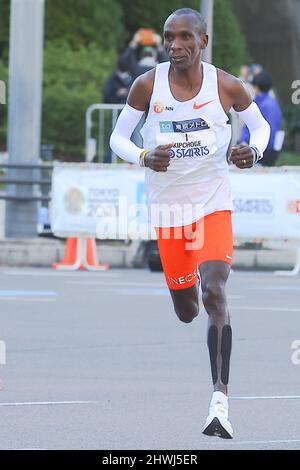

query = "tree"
[[45, 0, 124, 51], [118, 0, 250, 73], [42, 0, 122, 158], [42, 40, 117, 158], [0, 60, 8, 147], [118, 0, 199, 45], [0, 0, 10, 60], [0, 0, 250, 157], [213, 0, 251, 74], [0, 0, 123, 156]]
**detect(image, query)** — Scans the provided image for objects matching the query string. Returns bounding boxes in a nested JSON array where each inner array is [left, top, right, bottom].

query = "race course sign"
[[51, 163, 300, 240]]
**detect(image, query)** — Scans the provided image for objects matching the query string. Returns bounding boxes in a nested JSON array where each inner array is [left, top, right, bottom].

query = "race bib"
[[156, 117, 217, 159]]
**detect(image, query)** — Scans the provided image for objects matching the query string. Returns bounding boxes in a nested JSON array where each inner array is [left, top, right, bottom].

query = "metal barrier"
[[0, 163, 53, 202], [85, 103, 124, 163]]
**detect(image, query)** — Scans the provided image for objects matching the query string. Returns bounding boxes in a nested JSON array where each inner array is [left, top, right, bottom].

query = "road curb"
[[0, 238, 298, 271]]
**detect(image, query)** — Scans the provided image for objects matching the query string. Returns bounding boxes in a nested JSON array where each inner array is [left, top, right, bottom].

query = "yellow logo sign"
[[64, 187, 84, 214]]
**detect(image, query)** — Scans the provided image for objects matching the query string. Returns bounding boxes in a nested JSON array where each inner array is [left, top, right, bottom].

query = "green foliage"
[[213, 0, 251, 74], [45, 0, 123, 51], [0, 0, 10, 61], [0, 0, 251, 157], [118, 0, 250, 73], [0, 0, 9, 147], [117, 0, 200, 45], [277, 151, 300, 166], [42, 0, 123, 158], [281, 104, 300, 153], [0, 59, 8, 146], [43, 40, 116, 158]]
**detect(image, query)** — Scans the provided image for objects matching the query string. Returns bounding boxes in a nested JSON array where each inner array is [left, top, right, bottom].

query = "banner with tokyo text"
[[50, 163, 154, 240], [50, 164, 300, 240]]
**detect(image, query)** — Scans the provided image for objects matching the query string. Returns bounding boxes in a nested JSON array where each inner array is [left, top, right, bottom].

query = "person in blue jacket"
[[239, 71, 282, 166]]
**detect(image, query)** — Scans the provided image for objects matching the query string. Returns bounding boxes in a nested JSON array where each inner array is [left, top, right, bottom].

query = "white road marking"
[[15, 440, 300, 449], [231, 395, 300, 400], [230, 274, 300, 281], [2, 269, 120, 278], [200, 439, 300, 445], [230, 306, 300, 312], [0, 290, 57, 302], [66, 280, 164, 287], [0, 400, 98, 407], [114, 289, 243, 298], [0, 297, 55, 302], [65, 281, 243, 300], [236, 439, 300, 445], [247, 286, 300, 291], [0, 290, 56, 297]]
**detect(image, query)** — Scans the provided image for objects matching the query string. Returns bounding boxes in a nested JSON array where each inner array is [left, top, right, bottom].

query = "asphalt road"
[[0, 267, 299, 450]]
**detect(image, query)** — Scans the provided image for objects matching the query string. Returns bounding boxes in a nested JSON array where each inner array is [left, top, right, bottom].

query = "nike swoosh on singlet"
[[193, 100, 214, 110]]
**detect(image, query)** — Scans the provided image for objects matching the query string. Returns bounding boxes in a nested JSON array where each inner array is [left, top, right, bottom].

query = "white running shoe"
[[202, 391, 233, 439]]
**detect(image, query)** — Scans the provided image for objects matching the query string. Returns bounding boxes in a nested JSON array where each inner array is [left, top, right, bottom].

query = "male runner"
[[110, 8, 270, 439]]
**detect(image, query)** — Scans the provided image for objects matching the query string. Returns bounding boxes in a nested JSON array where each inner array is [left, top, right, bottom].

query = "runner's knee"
[[174, 302, 199, 323], [202, 281, 226, 313]]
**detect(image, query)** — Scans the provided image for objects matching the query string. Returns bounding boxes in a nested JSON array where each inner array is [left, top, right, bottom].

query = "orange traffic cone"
[[52, 238, 78, 269], [52, 237, 109, 271], [85, 238, 109, 271]]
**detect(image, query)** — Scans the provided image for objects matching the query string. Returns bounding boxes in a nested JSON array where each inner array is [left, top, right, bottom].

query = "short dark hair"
[[169, 8, 207, 33], [252, 71, 272, 92]]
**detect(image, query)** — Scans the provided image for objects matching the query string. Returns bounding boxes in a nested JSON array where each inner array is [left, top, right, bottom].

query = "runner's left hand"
[[229, 144, 254, 169]]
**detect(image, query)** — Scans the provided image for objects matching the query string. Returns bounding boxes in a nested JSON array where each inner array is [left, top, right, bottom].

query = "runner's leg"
[[200, 260, 233, 438], [169, 282, 199, 323], [200, 260, 232, 394]]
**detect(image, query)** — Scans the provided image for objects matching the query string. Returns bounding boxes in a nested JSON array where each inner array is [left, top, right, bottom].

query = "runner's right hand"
[[144, 144, 173, 172]]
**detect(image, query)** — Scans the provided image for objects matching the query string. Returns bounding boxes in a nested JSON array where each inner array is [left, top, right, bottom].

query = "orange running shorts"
[[155, 210, 233, 290]]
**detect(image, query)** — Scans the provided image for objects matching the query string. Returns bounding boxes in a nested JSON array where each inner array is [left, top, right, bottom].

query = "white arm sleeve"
[[237, 102, 270, 155], [109, 103, 145, 165]]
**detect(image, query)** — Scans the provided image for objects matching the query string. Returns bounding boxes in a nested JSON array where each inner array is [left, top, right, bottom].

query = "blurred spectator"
[[239, 64, 249, 82], [103, 59, 133, 162], [117, 29, 168, 149], [247, 63, 263, 82], [239, 71, 283, 166], [105, 29, 167, 158], [239, 63, 263, 98], [103, 58, 133, 104], [232, 64, 255, 144], [120, 29, 168, 79]]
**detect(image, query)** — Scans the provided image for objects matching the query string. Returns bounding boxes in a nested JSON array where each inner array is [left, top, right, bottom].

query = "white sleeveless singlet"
[[140, 61, 233, 227]]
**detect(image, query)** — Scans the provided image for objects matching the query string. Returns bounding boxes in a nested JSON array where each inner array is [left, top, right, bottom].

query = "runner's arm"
[[230, 78, 270, 159], [219, 70, 270, 167], [109, 71, 154, 165]]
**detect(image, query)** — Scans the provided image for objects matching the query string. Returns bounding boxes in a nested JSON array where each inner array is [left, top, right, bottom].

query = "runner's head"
[[164, 8, 208, 70]]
